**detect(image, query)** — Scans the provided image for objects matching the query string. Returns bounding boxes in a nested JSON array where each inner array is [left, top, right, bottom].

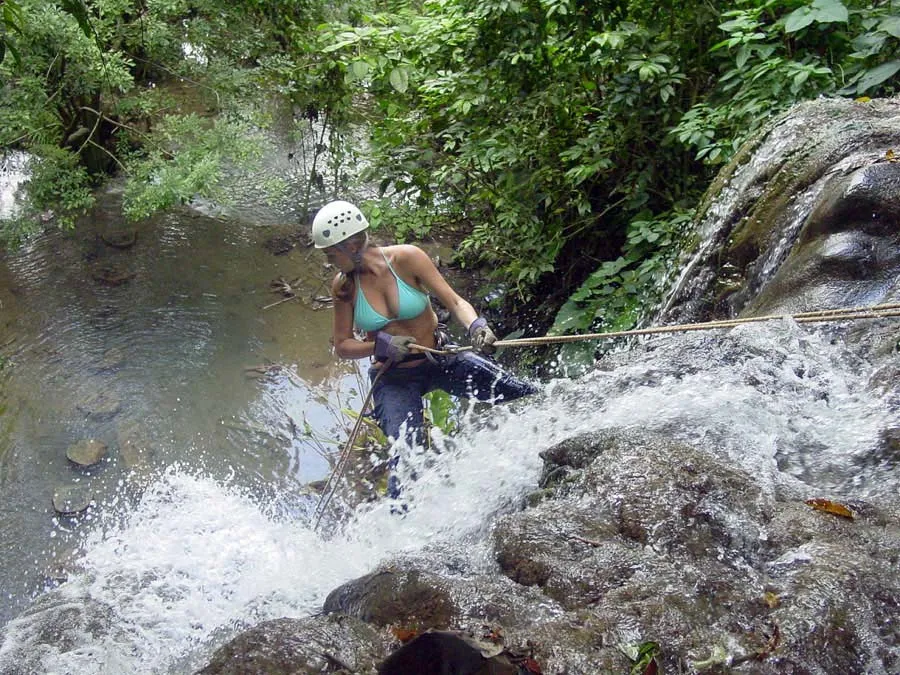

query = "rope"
[[409, 302, 900, 354], [310, 301, 897, 528], [311, 366, 388, 531]]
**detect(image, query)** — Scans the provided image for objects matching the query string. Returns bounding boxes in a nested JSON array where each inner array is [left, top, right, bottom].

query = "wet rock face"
[[749, 161, 900, 315], [501, 430, 900, 674], [197, 615, 386, 675], [0, 595, 114, 675], [662, 97, 900, 323], [323, 568, 458, 629]]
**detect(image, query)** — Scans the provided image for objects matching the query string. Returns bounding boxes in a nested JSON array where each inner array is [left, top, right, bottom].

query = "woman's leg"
[[369, 366, 430, 445], [435, 351, 538, 403], [369, 365, 431, 502]]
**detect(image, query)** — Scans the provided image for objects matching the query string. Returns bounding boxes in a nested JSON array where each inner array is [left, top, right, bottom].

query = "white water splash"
[[0, 322, 895, 674], [0, 153, 29, 220]]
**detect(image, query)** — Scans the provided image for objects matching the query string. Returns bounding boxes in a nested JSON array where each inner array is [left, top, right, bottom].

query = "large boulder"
[[662, 96, 900, 322]]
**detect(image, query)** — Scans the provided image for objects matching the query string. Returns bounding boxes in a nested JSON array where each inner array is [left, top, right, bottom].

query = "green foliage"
[[549, 207, 693, 368], [674, 0, 900, 165], [424, 389, 458, 437], [310, 0, 719, 302], [0, 0, 331, 247], [121, 114, 265, 220], [620, 640, 661, 675], [302, 0, 900, 342]]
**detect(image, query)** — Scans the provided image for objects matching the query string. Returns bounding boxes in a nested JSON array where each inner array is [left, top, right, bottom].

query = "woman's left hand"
[[468, 318, 497, 355]]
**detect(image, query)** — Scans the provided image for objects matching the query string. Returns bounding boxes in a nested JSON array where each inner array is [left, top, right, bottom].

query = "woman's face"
[[323, 243, 354, 273]]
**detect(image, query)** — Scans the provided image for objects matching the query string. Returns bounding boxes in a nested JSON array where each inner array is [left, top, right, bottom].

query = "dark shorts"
[[368, 351, 538, 444]]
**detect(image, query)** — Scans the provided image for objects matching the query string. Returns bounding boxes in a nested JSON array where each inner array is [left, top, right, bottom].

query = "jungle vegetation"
[[1, 0, 899, 336]]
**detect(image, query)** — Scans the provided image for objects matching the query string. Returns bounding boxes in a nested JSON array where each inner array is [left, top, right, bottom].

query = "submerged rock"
[[100, 230, 138, 250], [51, 485, 93, 515], [76, 392, 122, 420], [90, 264, 136, 287], [65, 439, 107, 467]]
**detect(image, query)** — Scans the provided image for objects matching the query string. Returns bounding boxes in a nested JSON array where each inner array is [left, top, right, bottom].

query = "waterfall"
[[2, 314, 896, 673]]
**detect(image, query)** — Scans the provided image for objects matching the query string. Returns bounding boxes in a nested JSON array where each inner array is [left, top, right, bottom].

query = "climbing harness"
[[311, 301, 900, 530]]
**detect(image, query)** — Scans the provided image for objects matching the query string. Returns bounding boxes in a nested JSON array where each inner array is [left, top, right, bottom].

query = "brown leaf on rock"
[[390, 626, 419, 643], [804, 498, 854, 519]]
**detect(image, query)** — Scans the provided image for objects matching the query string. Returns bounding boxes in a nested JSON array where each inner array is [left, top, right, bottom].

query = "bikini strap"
[[379, 247, 402, 280]]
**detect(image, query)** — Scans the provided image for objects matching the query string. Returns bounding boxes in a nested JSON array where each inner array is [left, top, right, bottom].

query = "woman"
[[313, 200, 537, 492]]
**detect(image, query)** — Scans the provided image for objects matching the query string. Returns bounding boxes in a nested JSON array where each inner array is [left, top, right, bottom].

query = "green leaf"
[[811, 0, 848, 24], [856, 60, 900, 94], [58, 0, 92, 38], [879, 16, 900, 39], [784, 8, 815, 33], [389, 66, 409, 93], [424, 390, 457, 434], [350, 60, 370, 79]]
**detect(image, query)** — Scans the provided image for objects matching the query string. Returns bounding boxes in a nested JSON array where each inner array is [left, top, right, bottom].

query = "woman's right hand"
[[374, 332, 416, 361]]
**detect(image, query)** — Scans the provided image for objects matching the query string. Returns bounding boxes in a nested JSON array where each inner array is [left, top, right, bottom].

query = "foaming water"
[[0, 406, 549, 674], [1, 321, 895, 673]]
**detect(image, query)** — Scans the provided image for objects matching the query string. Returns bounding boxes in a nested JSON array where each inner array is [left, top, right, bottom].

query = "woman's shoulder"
[[384, 243, 430, 265], [382, 242, 424, 255]]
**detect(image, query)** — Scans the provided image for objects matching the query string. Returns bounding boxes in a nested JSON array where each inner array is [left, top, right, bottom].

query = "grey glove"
[[468, 317, 497, 355], [374, 331, 415, 362]]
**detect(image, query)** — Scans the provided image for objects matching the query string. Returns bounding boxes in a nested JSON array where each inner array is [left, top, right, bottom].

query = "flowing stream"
[[1, 310, 896, 673], [1, 98, 899, 673], [0, 179, 364, 628]]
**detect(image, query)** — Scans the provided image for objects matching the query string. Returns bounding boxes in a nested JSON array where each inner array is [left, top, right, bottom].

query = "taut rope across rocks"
[[312, 302, 900, 530]]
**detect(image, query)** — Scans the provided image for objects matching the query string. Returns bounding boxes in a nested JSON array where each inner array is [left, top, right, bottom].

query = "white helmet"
[[312, 200, 369, 248]]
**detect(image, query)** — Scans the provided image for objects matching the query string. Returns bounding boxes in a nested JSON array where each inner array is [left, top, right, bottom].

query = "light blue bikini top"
[[354, 249, 430, 332]]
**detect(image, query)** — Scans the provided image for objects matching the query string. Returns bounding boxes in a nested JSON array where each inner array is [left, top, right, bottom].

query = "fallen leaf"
[[805, 498, 854, 519], [390, 626, 418, 643], [763, 591, 781, 608], [887, 149, 897, 162], [521, 657, 543, 674]]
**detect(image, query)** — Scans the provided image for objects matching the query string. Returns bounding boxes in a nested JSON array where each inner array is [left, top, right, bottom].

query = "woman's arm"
[[398, 245, 480, 331], [330, 274, 376, 360]]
